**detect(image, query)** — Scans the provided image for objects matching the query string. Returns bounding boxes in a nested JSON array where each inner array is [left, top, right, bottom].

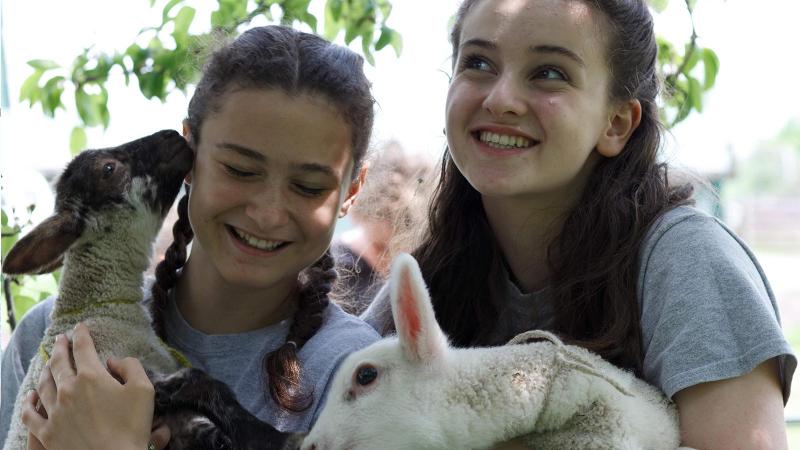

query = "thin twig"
[[3, 277, 16, 331]]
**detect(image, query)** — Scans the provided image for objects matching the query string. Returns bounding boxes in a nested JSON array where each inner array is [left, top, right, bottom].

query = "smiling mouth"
[[474, 131, 539, 149], [226, 225, 289, 252]]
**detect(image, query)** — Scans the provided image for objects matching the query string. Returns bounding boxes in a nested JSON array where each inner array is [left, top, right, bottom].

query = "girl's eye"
[[534, 67, 567, 81], [355, 364, 378, 386], [223, 164, 256, 178], [460, 54, 493, 73], [294, 183, 326, 197]]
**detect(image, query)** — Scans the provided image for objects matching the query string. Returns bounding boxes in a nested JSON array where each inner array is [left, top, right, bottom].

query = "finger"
[[27, 390, 48, 419], [48, 334, 76, 388], [20, 392, 48, 440], [72, 322, 105, 374], [26, 432, 47, 450], [107, 356, 149, 385], [150, 423, 171, 450], [36, 364, 57, 413]]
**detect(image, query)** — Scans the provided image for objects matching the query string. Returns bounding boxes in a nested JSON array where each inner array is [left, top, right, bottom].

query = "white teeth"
[[479, 131, 532, 149], [232, 227, 284, 251]]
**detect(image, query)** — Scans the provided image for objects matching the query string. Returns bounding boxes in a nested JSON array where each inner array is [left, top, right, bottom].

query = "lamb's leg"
[[153, 368, 295, 450]]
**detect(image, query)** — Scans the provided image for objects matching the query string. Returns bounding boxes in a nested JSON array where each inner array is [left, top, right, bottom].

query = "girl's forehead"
[[204, 88, 355, 175], [459, 0, 609, 59]]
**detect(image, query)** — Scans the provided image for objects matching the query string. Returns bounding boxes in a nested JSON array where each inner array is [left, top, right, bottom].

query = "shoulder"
[[300, 302, 380, 424], [307, 302, 381, 357], [640, 206, 751, 268], [359, 283, 393, 336], [636, 206, 795, 400]]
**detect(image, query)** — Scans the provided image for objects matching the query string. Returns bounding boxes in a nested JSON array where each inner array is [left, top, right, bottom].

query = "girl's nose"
[[482, 75, 528, 117], [245, 185, 290, 229]]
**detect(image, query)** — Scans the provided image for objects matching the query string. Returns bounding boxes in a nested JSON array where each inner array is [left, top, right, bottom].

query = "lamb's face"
[[304, 339, 447, 450], [303, 254, 453, 450], [55, 130, 193, 223]]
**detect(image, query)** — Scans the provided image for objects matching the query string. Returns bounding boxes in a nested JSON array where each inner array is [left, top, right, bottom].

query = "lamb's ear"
[[389, 253, 448, 364], [2, 212, 83, 275]]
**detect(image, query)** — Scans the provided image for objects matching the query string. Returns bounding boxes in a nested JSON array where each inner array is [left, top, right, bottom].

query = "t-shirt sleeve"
[[305, 306, 381, 428], [1, 297, 54, 445], [639, 212, 796, 401], [359, 283, 393, 336]]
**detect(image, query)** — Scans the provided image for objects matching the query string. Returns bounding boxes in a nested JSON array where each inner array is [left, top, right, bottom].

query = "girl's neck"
[[483, 185, 588, 293], [173, 251, 298, 335]]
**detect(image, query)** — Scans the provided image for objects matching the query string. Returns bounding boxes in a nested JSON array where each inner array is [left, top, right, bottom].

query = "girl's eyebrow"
[[530, 45, 585, 67], [460, 38, 496, 52], [460, 38, 584, 68], [218, 142, 336, 177], [218, 142, 265, 162]]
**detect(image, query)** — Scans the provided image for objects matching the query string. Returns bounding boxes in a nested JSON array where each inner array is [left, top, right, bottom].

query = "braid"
[[150, 187, 194, 339], [264, 250, 336, 412]]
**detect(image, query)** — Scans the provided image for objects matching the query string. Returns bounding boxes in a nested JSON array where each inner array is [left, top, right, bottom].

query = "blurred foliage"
[[650, 0, 719, 127], [723, 119, 800, 198], [18, 0, 401, 155]]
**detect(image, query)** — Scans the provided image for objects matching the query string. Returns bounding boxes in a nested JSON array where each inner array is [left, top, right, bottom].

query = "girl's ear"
[[596, 99, 642, 158], [181, 120, 194, 185], [389, 253, 448, 364], [338, 164, 368, 218]]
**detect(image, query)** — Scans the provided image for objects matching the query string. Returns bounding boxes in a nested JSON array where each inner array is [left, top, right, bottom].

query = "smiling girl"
[[1, 25, 379, 449], [364, 0, 796, 447]]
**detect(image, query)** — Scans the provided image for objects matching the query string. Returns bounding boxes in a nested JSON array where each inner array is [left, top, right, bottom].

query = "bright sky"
[[1, 0, 799, 222]]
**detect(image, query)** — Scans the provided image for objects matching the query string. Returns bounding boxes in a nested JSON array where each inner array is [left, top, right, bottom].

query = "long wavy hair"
[[413, 0, 693, 375], [150, 25, 374, 411]]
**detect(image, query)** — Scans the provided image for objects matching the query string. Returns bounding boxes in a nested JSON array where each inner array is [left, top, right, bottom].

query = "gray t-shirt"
[[362, 206, 796, 401], [1, 293, 379, 443]]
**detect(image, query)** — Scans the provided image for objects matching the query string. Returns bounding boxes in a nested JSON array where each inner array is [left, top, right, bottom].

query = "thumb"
[[150, 422, 171, 450], [107, 356, 148, 385]]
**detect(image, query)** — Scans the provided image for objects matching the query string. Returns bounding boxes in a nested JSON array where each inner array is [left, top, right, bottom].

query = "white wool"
[[304, 254, 686, 450]]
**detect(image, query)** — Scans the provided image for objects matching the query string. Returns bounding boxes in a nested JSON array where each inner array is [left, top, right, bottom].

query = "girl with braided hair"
[[1, 25, 379, 449]]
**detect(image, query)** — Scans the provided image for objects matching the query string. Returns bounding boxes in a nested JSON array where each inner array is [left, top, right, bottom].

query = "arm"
[[674, 358, 787, 450], [20, 323, 155, 450]]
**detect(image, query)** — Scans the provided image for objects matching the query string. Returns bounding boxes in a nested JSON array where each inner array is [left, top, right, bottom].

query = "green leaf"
[[702, 48, 719, 90], [162, 0, 184, 24], [19, 71, 44, 104], [688, 76, 703, 112], [41, 76, 65, 117], [387, 26, 402, 55], [375, 26, 392, 51], [70, 126, 87, 155], [327, 0, 344, 22], [323, 0, 344, 40], [649, 0, 669, 13], [75, 88, 103, 127], [27, 59, 59, 71], [173, 6, 196, 38], [682, 44, 700, 73]]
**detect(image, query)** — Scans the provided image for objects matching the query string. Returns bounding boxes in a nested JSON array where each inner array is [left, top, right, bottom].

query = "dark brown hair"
[[150, 25, 374, 411], [413, 0, 692, 375]]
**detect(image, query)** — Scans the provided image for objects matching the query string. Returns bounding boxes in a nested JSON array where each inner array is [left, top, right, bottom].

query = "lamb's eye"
[[102, 163, 115, 178], [355, 364, 378, 386]]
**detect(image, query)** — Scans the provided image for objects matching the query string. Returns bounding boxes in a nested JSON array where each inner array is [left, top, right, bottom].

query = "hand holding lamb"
[[303, 253, 685, 450]]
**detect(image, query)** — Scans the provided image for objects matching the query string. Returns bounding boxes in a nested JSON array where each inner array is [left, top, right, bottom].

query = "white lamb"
[[1, 130, 193, 450], [303, 253, 688, 450]]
